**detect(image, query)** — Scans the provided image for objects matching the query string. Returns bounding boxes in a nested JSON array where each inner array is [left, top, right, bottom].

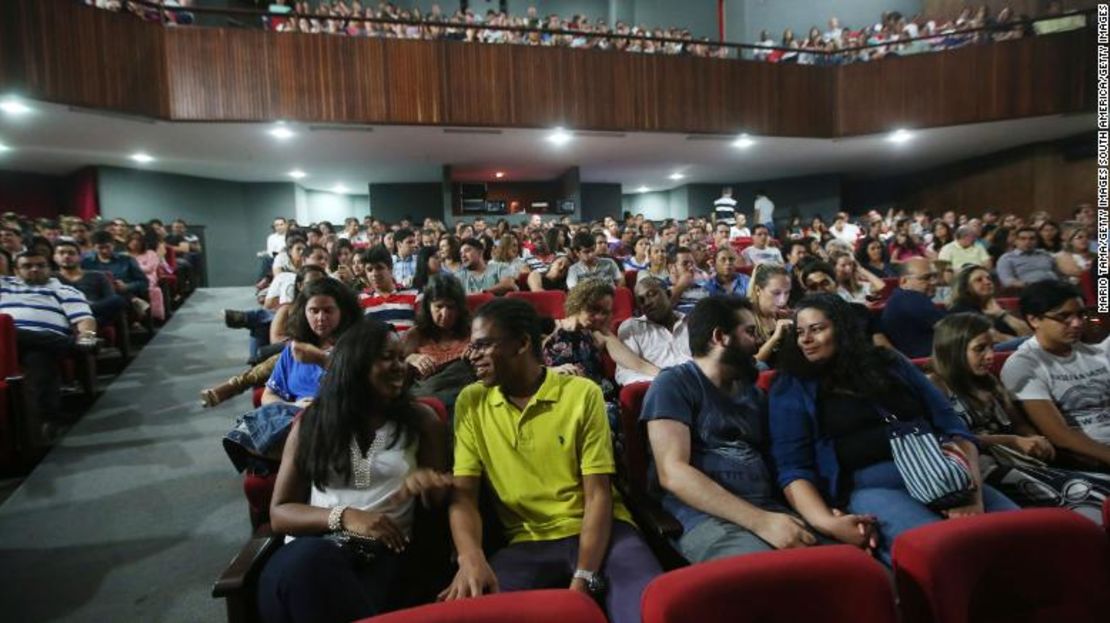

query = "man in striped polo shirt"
[[358, 245, 417, 332], [1, 250, 97, 436]]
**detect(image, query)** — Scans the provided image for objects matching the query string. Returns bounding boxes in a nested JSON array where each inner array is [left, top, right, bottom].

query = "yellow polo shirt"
[[453, 369, 633, 544]]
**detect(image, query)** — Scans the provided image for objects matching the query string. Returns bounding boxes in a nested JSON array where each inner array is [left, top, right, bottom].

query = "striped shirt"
[[0, 277, 92, 336], [359, 289, 418, 332]]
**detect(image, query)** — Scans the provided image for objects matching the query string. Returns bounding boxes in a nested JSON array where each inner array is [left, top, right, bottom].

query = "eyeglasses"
[[1042, 309, 1094, 324], [467, 336, 510, 354]]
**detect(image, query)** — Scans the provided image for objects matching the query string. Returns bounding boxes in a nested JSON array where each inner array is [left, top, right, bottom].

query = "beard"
[[722, 341, 759, 386]]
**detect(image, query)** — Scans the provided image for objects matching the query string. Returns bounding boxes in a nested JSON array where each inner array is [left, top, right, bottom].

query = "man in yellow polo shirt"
[[438, 298, 661, 623], [937, 225, 992, 270]]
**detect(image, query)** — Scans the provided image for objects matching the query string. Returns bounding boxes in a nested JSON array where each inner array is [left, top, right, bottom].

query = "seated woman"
[[621, 235, 651, 272], [222, 278, 363, 473], [889, 231, 928, 263], [748, 263, 793, 367], [855, 236, 896, 278], [948, 265, 1031, 347], [769, 294, 1017, 564], [402, 274, 475, 410], [127, 230, 171, 322], [1055, 226, 1094, 284], [636, 242, 671, 286], [489, 234, 527, 278], [259, 317, 452, 623], [328, 239, 361, 290], [411, 246, 441, 291], [829, 250, 886, 304], [526, 254, 571, 292], [929, 313, 1110, 524], [543, 279, 660, 423], [437, 235, 464, 276]]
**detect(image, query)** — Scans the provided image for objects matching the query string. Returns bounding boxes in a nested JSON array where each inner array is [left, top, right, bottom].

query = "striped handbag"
[[880, 407, 976, 511]]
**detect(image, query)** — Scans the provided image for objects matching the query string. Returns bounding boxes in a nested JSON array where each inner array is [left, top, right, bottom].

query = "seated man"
[[566, 231, 623, 289], [81, 230, 148, 312], [1, 250, 97, 435], [54, 240, 126, 327], [937, 225, 991, 270], [642, 296, 819, 562], [441, 298, 661, 623], [703, 247, 750, 297], [1001, 280, 1110, 469], [882, 258, 947, 358], [739, 225, 784, 267], [263, 243, 329, 310], [996, 227, 1061, 290], [670, 247, 710, 314], [457, 238, 516, 295], [615, 277, 692, 386], [358, 245, 418, 332]]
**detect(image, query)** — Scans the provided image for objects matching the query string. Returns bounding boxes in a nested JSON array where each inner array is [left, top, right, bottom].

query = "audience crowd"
[[83, 0, 1089, 64], [197, 190, 1110, 622]]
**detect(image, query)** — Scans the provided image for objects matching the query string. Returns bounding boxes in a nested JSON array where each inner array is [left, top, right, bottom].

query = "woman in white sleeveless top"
[[259, 318, 451, 623]]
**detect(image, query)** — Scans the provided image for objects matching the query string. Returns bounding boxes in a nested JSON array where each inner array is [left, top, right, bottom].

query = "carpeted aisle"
[[0, 288, 263, 622]]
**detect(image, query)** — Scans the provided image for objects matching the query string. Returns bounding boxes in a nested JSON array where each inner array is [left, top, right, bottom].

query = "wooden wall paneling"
[[166, 28, 273, 120], [732, 61, 780, 137], [442, 42, 514, 127], [772, 65, 834, 137], [650, 55, 700, 133], [509, 45, 566, 128], [560, 48, 631, 131], [382, 38, 442, 125]]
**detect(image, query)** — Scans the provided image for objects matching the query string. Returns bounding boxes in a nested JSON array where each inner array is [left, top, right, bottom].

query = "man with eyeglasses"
[[996, 226, 1061, 290], [1001, 280, 1110, 469], [881, 258, 948, 358]]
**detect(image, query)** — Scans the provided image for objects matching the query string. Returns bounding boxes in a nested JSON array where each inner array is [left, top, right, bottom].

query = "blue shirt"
[[80, 253, 147, 295], [703, 273, 751, 297], [881, 288, 947, 359], [769, 354, 976, 504], [265, 343, 326, 402], [639, 361, 779, 532]]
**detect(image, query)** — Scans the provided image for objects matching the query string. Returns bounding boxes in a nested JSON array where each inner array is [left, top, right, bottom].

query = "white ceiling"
[[0, 99, 1093, 195]]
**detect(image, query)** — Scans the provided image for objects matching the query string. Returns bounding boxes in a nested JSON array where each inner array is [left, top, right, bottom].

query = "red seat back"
[[515, 271, 530, 291], [617, 382, 652, 492], [1080, 269, 1096, 306], [164, 245, 177, 270], [0, 314, 19, 378], [642, 545, 897, 623], [756, 369, 777, 392], [731, 237, 753, 253], [506, 290, 567, 319], [877, 278, 900, 301], [988, 350, 1013, 378], [465, 292, 494, 314], [995, 297, 1019, 312], [612, 287, 634, 324], [359, 589, 607, 623], [624, 270, 638, 290], [893, 509, 1110, 623]]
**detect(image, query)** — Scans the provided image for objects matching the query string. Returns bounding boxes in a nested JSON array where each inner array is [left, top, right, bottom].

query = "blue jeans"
[[846, 461, 1018, 565], [245, 308, 276, 360], [994, 335, 1030, 352]]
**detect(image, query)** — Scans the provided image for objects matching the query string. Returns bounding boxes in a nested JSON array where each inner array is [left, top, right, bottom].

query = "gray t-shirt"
[[566, 257, 622, 289], [1001, 336, 1110, 444], [640, 361, 779, 532], [458, 263, 513, 294]]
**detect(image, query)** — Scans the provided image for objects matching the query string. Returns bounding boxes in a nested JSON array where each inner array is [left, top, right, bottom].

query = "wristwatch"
[[573, 569, 608, 597]]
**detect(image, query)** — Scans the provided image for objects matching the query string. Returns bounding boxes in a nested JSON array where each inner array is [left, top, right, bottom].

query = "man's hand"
[[751, 511, 817, 549], [942, 497, 985, 519], [1012, 435, 1055, 461], [112, 279, 128, 293], [438, 553, 499, 601], [569, 577, 590, 594], [391, 468, 453, 506], [817, 509, 877, 550]]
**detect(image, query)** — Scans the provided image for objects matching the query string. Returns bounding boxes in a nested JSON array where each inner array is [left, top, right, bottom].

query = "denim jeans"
[[245, 308, 276, 361], [993, 335, 1030, 352], [846, 460, 1018, 565]]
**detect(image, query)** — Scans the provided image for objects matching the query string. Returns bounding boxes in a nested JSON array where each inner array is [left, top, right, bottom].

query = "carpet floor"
[[0, 288, 263, 622]]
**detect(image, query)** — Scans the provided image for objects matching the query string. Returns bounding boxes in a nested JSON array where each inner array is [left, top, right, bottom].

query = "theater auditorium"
[[0, 1, 1106, 622]]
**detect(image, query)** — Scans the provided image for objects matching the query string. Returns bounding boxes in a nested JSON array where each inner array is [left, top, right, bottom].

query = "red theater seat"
[[642, 545, 897, 623], [506, 290, 566, 319], [989, 350, 1013, 378], [612, 286, 634, 324], [995, 297, 1019, 312], [515, 271, 530, 291], [624, 270, 638, 289], [756, 369, 777, 392], [617, 382, 652, 492], [358, 590, 607, 623], [466, 292, 494, 313], [892, 509, 1110, 623]]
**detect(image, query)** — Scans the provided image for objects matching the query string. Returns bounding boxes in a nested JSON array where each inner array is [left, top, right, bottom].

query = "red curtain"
[[65, 167, 100, 220]]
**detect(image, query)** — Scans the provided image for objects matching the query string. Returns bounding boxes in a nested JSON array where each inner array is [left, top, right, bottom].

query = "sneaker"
[[224, 309, 248, 329]]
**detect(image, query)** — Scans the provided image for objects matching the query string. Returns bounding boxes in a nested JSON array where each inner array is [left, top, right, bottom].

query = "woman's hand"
[[406, 353, 437, 378], [770, 318, 794, 342], [750, 511, 817, 550], [552, 363, 584, 376], [294, 397, 314, 408], [291, 340, 328, 366], [341, 508, 408, 552], [942, 496, 985, 519], [392, 468, 454, 506], [982, 298, 1004, 316], [1012, 435, 1056, 461], [817, 509, 877, 551]]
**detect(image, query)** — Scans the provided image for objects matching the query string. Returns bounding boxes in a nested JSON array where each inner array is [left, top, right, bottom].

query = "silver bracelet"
[[327, 505, 348, 533]]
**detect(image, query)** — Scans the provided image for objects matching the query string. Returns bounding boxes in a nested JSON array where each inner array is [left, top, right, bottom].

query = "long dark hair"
[[287, 277, 362, 345], [412, 246, 439, 290], [931, 313, 1009, 414], [295, 318, 420, 491], [411, 273, 470, 341], [948, 265, 992, 312], [777, 293, 901, 396]]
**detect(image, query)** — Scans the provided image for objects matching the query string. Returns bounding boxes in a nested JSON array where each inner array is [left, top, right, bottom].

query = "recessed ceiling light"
[[130, 152, 154, 164], [332, 183, 349, 194], [0, 99, 31, 116], [636, 186, 650, 193], [495, 171, 505, 178], [0, 143, 10, 153], [269, 124, 296, 140], [288, 169, 307, 179], [669, 173, 685, 180], [732, 134, 755, 149], [887, 129, 914, 144], [546, 127, 572, 146]]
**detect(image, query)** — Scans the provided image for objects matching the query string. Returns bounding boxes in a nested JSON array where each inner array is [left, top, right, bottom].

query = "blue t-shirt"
[[881, 288, 947, 359], [639, 361, 779, 533], [703, 273, 751, 297], [265, 344, 326, 402]]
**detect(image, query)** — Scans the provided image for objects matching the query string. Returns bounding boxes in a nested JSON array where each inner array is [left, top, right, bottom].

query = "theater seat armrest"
[[618, 481, 683, 540], [212, 525, 281, 598]]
